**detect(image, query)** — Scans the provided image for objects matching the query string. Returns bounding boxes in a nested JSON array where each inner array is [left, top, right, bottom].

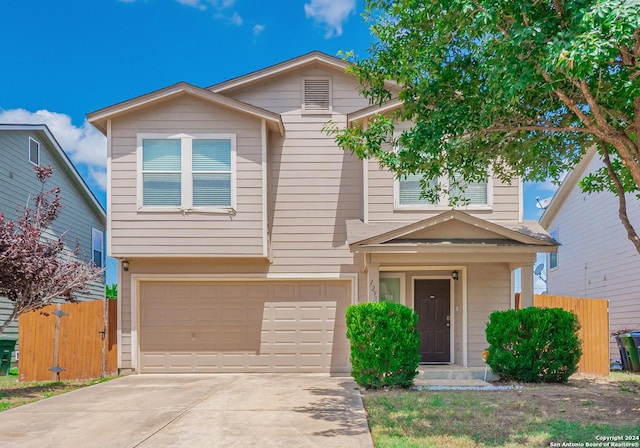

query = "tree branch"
[[600, 141, 640, 253], [538, 70, 597, 130]]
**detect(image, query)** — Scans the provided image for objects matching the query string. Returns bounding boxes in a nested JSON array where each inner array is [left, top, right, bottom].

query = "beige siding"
[[229, 67, 371, 115], [466, 263, 511, 366], [547, 155, 640, 359], [227, 67, 365, 275], [368, 157, 521, 223], [110, 95, 264, 257]]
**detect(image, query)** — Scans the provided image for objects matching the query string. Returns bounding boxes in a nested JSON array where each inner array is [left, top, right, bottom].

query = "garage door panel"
[[139, 280, 351, 373]]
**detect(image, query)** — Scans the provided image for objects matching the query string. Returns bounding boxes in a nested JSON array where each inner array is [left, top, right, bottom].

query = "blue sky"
[[0, 0, 557, 288]]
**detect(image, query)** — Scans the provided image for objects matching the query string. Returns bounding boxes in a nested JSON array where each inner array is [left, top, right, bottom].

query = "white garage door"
[[138, 280, 351, 373]]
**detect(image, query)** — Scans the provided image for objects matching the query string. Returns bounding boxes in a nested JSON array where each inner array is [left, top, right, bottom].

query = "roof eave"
[[349, 244, 556, 254], [87, 82, 284, 136], [347, 99, 404, 126], [209, 51, 351, 93]]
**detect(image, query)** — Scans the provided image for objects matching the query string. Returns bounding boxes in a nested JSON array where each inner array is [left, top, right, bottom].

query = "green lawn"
[[363, 373, 640, 448], [0, 372, 112, 412]]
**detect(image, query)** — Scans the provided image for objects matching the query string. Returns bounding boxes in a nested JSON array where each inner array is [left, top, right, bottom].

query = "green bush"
[[346, 301, 420, 389], [485, 307, 582, 383]]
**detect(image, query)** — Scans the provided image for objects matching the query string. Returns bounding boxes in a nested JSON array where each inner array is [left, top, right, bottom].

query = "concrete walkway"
[[0, 374, 373, 448]]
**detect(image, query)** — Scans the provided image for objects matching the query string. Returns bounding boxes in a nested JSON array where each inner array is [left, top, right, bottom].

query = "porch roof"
[[347, 211, 558, 253]]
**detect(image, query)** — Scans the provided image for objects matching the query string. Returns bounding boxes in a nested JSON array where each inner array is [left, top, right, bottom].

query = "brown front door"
[[414, 279, 451, 363]]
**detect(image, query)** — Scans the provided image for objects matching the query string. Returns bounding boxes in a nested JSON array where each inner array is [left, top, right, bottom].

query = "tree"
[[105, 283, 117, 299], [0, 165, 103, 335], [330, 0, 640, 251]]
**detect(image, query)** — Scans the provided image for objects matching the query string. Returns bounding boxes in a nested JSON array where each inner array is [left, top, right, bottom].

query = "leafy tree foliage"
[[331, 0, 640, 250], [105, 283, 117, 299], [0, 166, 103, 335]]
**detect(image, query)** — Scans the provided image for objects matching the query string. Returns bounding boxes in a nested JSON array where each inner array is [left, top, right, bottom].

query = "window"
[[92, 228, 104, 268], [137, 133, 236, 210], [302, 77, 331, 113], [549, 229, 559, 270], [397, 173, 490, 208], [379, 274, 405, 304], [28, 137, 40, 165]]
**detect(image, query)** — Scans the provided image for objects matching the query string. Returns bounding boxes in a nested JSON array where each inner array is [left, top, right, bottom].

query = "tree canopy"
[[331, 0, 640, 247]]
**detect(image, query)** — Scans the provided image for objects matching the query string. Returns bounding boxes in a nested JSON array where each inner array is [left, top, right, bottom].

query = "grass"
[[0, 371, 113, 412], [362, 373, 640, 448]]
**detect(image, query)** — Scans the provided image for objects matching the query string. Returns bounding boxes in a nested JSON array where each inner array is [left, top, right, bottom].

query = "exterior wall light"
[[452, 271, 459, 280], [122, 259, 129, 272]]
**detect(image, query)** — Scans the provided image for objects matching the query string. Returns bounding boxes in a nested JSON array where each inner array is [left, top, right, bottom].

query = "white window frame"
[[394, 174, 493, 210], [548, 229, 559, 271], [92, 228, 104, 268], [379, 273, 406, 305], [301, 76, 332, 114], [28, 137, 40, 165], [136, 133, 237, 212]]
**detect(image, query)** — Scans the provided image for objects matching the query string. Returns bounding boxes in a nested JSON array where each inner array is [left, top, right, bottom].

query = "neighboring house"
[[88, 51, 557, 374], [0, 124, 106, 350], [540, 145, 640, 361]]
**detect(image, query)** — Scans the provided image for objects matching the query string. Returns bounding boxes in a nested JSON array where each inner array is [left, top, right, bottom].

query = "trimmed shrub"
[[485, 307, 582, 383], [346, 301, 420, 389]]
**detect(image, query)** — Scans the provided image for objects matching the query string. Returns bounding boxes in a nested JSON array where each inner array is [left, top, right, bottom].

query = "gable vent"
[[303, 78, 331, 112]]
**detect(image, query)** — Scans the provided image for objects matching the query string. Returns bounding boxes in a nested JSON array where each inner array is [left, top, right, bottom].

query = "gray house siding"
[[0, 128, 105, 351]]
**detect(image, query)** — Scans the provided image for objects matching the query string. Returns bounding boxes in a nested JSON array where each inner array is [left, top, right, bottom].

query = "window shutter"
[[304, 78, 331, 111]]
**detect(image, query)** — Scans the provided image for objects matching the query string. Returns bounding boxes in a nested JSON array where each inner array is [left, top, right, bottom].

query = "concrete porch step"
[[413, 378, 491, 387], [417, 364, 500, 382]]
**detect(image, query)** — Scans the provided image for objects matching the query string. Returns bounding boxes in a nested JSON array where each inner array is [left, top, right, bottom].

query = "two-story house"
[[88, 52, 557, 375], [0, 124, 106, 349], [541, 145, 640, 361]]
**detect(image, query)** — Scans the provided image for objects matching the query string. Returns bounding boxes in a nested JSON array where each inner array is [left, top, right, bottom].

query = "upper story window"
[[137, 133, 236, 211], [396, 173, 490, 208], [28, 137, 40, 165], [92, 228, 104, 268], [302, 77, 332, 114]]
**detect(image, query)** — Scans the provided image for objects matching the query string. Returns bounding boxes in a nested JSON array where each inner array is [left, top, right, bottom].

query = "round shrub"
[[346, 301, 420, 389], [485, 307, 582, 383]]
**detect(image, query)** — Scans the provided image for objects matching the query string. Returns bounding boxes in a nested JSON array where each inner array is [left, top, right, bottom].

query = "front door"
[[414, 279, 451, 363]]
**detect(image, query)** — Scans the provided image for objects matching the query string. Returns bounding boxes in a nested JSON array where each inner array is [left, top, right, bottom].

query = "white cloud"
[[304, 0, 356, 38], [175, 0, 235, 11], [253, 24, 265, 36], [230, 11, 243, 25], [0, 109, 107, 190]]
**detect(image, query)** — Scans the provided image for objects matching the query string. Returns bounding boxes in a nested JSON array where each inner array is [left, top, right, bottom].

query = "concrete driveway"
[[0, 374, 373, 448]]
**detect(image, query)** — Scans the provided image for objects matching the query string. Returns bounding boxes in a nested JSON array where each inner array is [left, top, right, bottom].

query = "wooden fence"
[[18, 299, 117, 382], [515, 293, 609, 376]]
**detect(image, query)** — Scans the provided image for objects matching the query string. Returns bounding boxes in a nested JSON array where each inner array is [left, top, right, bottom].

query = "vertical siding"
[[547, 155, 640, 359], [109, 96, 264, 257], [0, 130, 105, 346]]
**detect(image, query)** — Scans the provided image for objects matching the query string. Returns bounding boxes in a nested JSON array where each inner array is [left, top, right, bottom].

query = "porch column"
[[367, 262, 380, 302], [520, 263, 534, 308]]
